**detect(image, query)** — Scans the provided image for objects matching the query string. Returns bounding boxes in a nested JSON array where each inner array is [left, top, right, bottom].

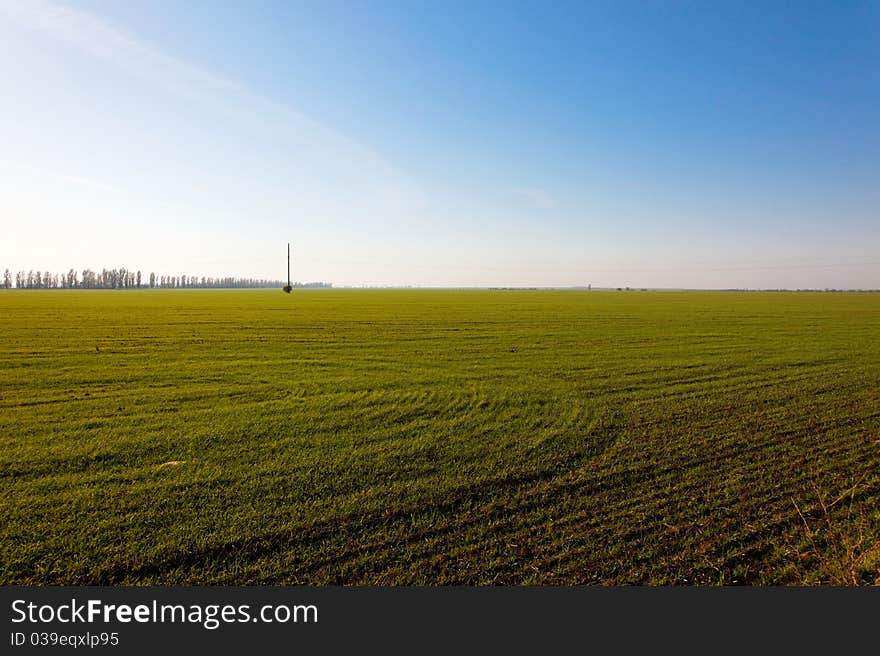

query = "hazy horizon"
[[2, 1, 878, 289]]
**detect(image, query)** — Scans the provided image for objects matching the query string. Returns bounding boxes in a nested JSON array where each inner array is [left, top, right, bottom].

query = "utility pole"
[[283, 243, 292, 293]]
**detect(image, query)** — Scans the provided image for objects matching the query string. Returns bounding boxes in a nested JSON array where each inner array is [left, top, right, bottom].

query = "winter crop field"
[[2, 289, 879, 584]]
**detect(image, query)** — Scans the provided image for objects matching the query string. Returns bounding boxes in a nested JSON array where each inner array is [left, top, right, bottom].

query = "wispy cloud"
[[0, 0, 426, 211], [1, 0, 239, 100], [508, 186, 555, 209], [0, 162, 123, 194]]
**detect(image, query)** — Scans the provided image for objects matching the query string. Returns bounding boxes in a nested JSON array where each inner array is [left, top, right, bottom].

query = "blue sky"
[[1, 0, 878, 288]]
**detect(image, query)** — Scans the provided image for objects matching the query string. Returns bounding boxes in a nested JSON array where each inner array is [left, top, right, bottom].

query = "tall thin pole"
[[283, 243, 292, 293]]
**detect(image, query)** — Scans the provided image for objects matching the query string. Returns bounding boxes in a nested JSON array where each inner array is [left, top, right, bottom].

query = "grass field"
[[2, 289, 879, 585]]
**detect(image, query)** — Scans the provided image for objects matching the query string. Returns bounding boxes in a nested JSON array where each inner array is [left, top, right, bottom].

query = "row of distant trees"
[[2, 268, 331, 290]]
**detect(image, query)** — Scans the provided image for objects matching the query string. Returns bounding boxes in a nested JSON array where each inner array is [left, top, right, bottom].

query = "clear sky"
[[1, 0, 878, 288]]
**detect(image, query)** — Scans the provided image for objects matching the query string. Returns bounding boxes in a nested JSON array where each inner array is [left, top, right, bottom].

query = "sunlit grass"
[[1, 289, 878, 584]]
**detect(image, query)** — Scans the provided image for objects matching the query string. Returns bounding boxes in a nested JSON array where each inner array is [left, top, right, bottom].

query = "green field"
[[2, 289, 879, 584]]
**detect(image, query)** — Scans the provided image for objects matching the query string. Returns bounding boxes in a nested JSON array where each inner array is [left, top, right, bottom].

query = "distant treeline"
[[1, 268, 332, 290]]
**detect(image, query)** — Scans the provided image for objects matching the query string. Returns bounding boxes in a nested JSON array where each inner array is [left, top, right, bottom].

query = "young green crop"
[[1, 289, 878, 584]]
